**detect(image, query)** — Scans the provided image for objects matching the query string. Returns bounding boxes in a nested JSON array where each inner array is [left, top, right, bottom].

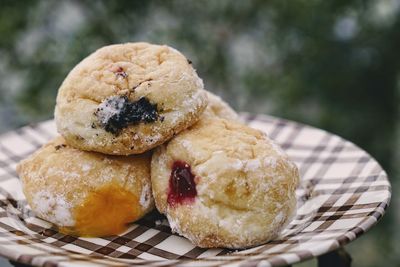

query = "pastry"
[[204, 91, 240, 121], [151, 116, 299, 248], [55, 42, 207, 155], [16, 137, 153, 237]]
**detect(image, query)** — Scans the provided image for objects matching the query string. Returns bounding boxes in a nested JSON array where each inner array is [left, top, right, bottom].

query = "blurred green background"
[[0, 0, 399, 266]]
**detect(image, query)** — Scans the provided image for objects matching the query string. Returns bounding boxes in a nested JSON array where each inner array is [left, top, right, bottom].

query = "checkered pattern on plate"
[[0, 114, 391, 267]]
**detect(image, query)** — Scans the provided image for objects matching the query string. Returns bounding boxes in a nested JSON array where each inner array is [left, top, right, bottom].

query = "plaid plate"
[[0, 114, 391, 267]]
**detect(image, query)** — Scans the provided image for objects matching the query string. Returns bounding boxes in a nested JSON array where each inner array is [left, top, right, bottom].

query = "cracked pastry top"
[[151, 116, 300, 249], [55, 42, 208, 155]]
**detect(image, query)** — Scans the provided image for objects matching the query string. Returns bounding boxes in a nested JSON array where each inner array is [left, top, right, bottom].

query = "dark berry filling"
[[114, 66, 128, 79], [95, 96, 159, 135], [167, 161, 197, 207]]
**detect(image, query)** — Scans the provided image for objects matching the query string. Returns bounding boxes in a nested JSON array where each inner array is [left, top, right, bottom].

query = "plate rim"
[[0, 113, 392, 267]]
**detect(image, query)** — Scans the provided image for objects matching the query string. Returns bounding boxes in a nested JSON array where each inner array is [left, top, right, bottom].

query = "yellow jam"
[[60, 183, 140, 237]]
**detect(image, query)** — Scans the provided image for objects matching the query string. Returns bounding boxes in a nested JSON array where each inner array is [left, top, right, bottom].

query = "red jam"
[[167, 161, 197, 207]]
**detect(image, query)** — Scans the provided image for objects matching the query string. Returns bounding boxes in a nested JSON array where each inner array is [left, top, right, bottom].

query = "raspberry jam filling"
[[95, 96, 158, 135], [167, 161, 197, 207]]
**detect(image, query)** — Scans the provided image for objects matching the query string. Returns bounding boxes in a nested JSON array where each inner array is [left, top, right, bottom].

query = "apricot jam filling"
[[60, 183, 140, 237]]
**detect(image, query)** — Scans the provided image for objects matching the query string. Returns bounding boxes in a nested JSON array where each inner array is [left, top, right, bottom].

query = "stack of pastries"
[[17, 43, 299, 249]]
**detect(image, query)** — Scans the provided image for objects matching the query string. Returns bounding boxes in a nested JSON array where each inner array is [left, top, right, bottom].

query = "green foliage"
[[0, 1, 399, 266]]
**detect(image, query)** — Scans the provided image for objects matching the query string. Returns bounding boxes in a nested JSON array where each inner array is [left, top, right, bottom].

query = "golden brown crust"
[[151, 117, 299, 248], [16, 137, 154, 236], [55, 42, 207, 155]]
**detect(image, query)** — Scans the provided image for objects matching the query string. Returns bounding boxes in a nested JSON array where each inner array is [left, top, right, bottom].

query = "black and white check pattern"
[[0, 114, 391, 267]]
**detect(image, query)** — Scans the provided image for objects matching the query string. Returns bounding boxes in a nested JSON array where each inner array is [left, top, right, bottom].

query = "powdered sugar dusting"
[[166, 214, 178, 233], [81, 163, 92, 172], [231, 159, 244, 170], [181, 89, 207, 112], [180, 139, 193, 151], [139, 184, 151, 209], [263, 156, 278, 169], [47, 167, 80, 179], [33, 190, 74, 227], [96, 95, 126, 125], [273, 211, 285, 225], [245, 159, 261, 172]]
